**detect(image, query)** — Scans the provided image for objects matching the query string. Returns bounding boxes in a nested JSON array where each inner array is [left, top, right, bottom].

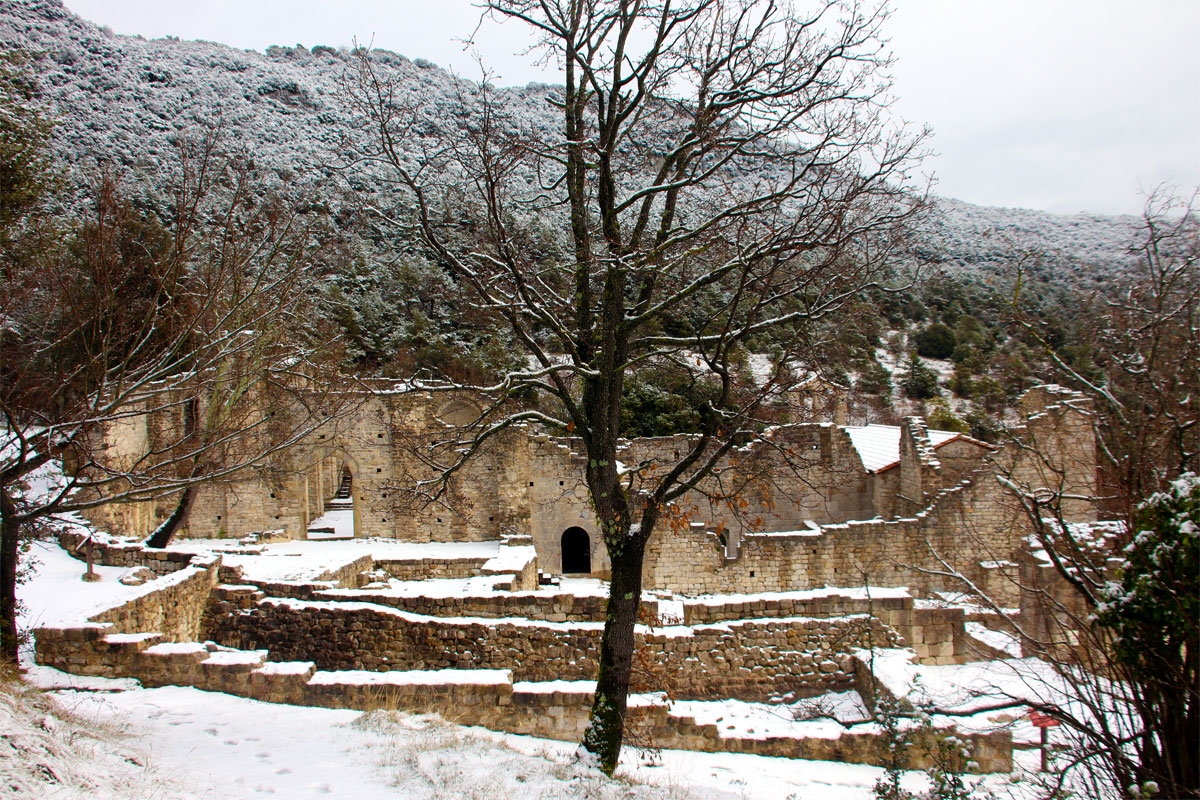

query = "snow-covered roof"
[[842, 425, 960, 473]]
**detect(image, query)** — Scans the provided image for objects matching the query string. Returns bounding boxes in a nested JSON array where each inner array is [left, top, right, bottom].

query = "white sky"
[[61, 0, 1199, 216]]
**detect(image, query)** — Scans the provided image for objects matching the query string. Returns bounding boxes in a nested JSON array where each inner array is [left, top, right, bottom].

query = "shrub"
[[915, 323, 957, 360]]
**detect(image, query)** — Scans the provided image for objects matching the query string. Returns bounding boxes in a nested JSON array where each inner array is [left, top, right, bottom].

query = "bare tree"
[[918, 194, 1199, 798], [344, 0, 926, 772], [0, 130, 349, 665]]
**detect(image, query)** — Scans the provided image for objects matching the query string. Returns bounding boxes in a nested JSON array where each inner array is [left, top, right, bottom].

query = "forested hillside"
[[1, 0, 1148, 433]]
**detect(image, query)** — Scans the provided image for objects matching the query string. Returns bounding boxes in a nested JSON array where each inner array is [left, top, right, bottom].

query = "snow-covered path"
[[28, 667, 899, 800]]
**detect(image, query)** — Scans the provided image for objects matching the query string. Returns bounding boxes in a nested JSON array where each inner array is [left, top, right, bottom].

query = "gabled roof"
[[842, 425, 961, 473]]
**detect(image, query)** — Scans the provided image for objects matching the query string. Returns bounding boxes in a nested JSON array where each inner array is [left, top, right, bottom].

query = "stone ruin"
[[35, 384, 1099, 771], [84, 384, 1096, 606]]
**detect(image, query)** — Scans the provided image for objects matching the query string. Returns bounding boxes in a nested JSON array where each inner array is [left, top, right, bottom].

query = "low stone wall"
[[481, 544, 540, 591], [206, 597, 900, 701], [683, 591, 883, 625], [57, 530, 194, 576], [311, 588, 620, 623], [35, 547, 221, 675], [315, 555, 375, 587], [681, 591, 974, 666], [374, 557, 491, 581], [90, 558, 221, 642], [32, 627, 1011, 773], [667, 720, 1012, 774]]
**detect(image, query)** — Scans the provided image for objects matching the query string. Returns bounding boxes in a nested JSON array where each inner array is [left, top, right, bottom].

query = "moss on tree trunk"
[[580, 531, 647, 774]]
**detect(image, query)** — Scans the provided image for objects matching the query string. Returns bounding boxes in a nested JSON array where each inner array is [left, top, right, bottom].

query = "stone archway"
[[560, 526, 592, 574]]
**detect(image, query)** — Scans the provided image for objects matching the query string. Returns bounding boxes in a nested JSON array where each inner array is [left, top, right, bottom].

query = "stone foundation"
[[34, 625, 1010, 773], [58, 529, 195, 576]]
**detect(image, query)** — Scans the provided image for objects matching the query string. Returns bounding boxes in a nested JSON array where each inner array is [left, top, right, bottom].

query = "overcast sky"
[[62, 0, 1199, 217]]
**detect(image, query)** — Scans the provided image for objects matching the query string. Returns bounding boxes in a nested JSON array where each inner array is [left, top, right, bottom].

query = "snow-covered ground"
[[14, 534, 1059, 798], [306, 507, 355, 539], [13, 663, 967, 800], [167, 536, 502, 582]]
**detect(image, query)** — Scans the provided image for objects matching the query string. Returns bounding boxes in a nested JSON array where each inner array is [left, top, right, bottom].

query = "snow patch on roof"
[[843, 424, 960, 473]]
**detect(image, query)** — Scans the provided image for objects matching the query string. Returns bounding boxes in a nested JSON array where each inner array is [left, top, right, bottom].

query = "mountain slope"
[[2, 0, 1139, 266]]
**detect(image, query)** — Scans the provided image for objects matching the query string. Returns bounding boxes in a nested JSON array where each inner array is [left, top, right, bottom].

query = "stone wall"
[[31, 627, 1011, 772], [89, 561, 220, 642], [312, 589, 618, 623], [314, 555, 375, 586], [527, 435, 607, 575], [57, 530, 194, 576], [205, 596, 900, 702], [373, 557, 490, 581], [35, 558, 221, 678], [1001, 385, 1098, 523], [680, 591, 975, 665], [642, 473, 1027, 609], [48, 531, 221, 643]]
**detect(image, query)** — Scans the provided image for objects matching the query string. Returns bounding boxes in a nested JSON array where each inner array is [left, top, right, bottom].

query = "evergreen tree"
[[901, 354, 941, 399]]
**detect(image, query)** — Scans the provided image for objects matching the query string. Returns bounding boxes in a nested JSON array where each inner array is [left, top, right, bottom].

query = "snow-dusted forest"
[[2, 1, 1195, 798]]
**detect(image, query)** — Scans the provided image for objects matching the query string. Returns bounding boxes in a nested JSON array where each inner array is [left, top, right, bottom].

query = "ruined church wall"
[[617, 426, 874, 531], [87, 392, 530, 543], [1000, 386, 1097, 523], [935, 437, 993, 488], [520, 424, 879, 576], [643, 473, 1026, 607], [526, 436, 608, 575]]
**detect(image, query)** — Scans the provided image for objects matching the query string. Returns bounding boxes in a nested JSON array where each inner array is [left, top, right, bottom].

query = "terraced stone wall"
[[58, 529, 194, 576], [206, 597, 900, 701], [312, 589, 616, 623], [31, 625, 1013, 773], [373, 557, 490, 581]]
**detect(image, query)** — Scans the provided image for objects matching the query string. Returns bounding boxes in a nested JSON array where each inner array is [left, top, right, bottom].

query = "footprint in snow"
[[275, 768, 292, 775], [312, 784, 332, 794], [255, 752, 271, 760], [223, 739, 239, 746]]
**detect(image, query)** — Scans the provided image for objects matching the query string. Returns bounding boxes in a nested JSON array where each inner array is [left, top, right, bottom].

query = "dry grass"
[[0, 674, 211, 799], [351, 709, 690, 799]]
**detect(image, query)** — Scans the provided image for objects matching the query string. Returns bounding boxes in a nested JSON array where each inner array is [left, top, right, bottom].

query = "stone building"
[[84, 384, 1096, 603]]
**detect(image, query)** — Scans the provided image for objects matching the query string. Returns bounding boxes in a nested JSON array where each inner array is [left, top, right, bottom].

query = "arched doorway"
[[305, 450, 360, 539], [561, 527, 592, 574]]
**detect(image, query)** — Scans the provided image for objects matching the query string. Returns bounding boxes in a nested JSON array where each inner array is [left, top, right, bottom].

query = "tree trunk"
[[144, 485, 197, 549], [0, 487, 21, 667], [580, 530, 648, 775], [145, 396, 200, 549]]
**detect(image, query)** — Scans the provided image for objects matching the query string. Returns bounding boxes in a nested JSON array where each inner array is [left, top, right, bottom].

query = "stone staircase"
[[324, 472, 354, 511]]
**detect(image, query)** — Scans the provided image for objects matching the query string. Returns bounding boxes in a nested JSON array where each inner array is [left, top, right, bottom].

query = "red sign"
[[1029, 710, 1061, 728]]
